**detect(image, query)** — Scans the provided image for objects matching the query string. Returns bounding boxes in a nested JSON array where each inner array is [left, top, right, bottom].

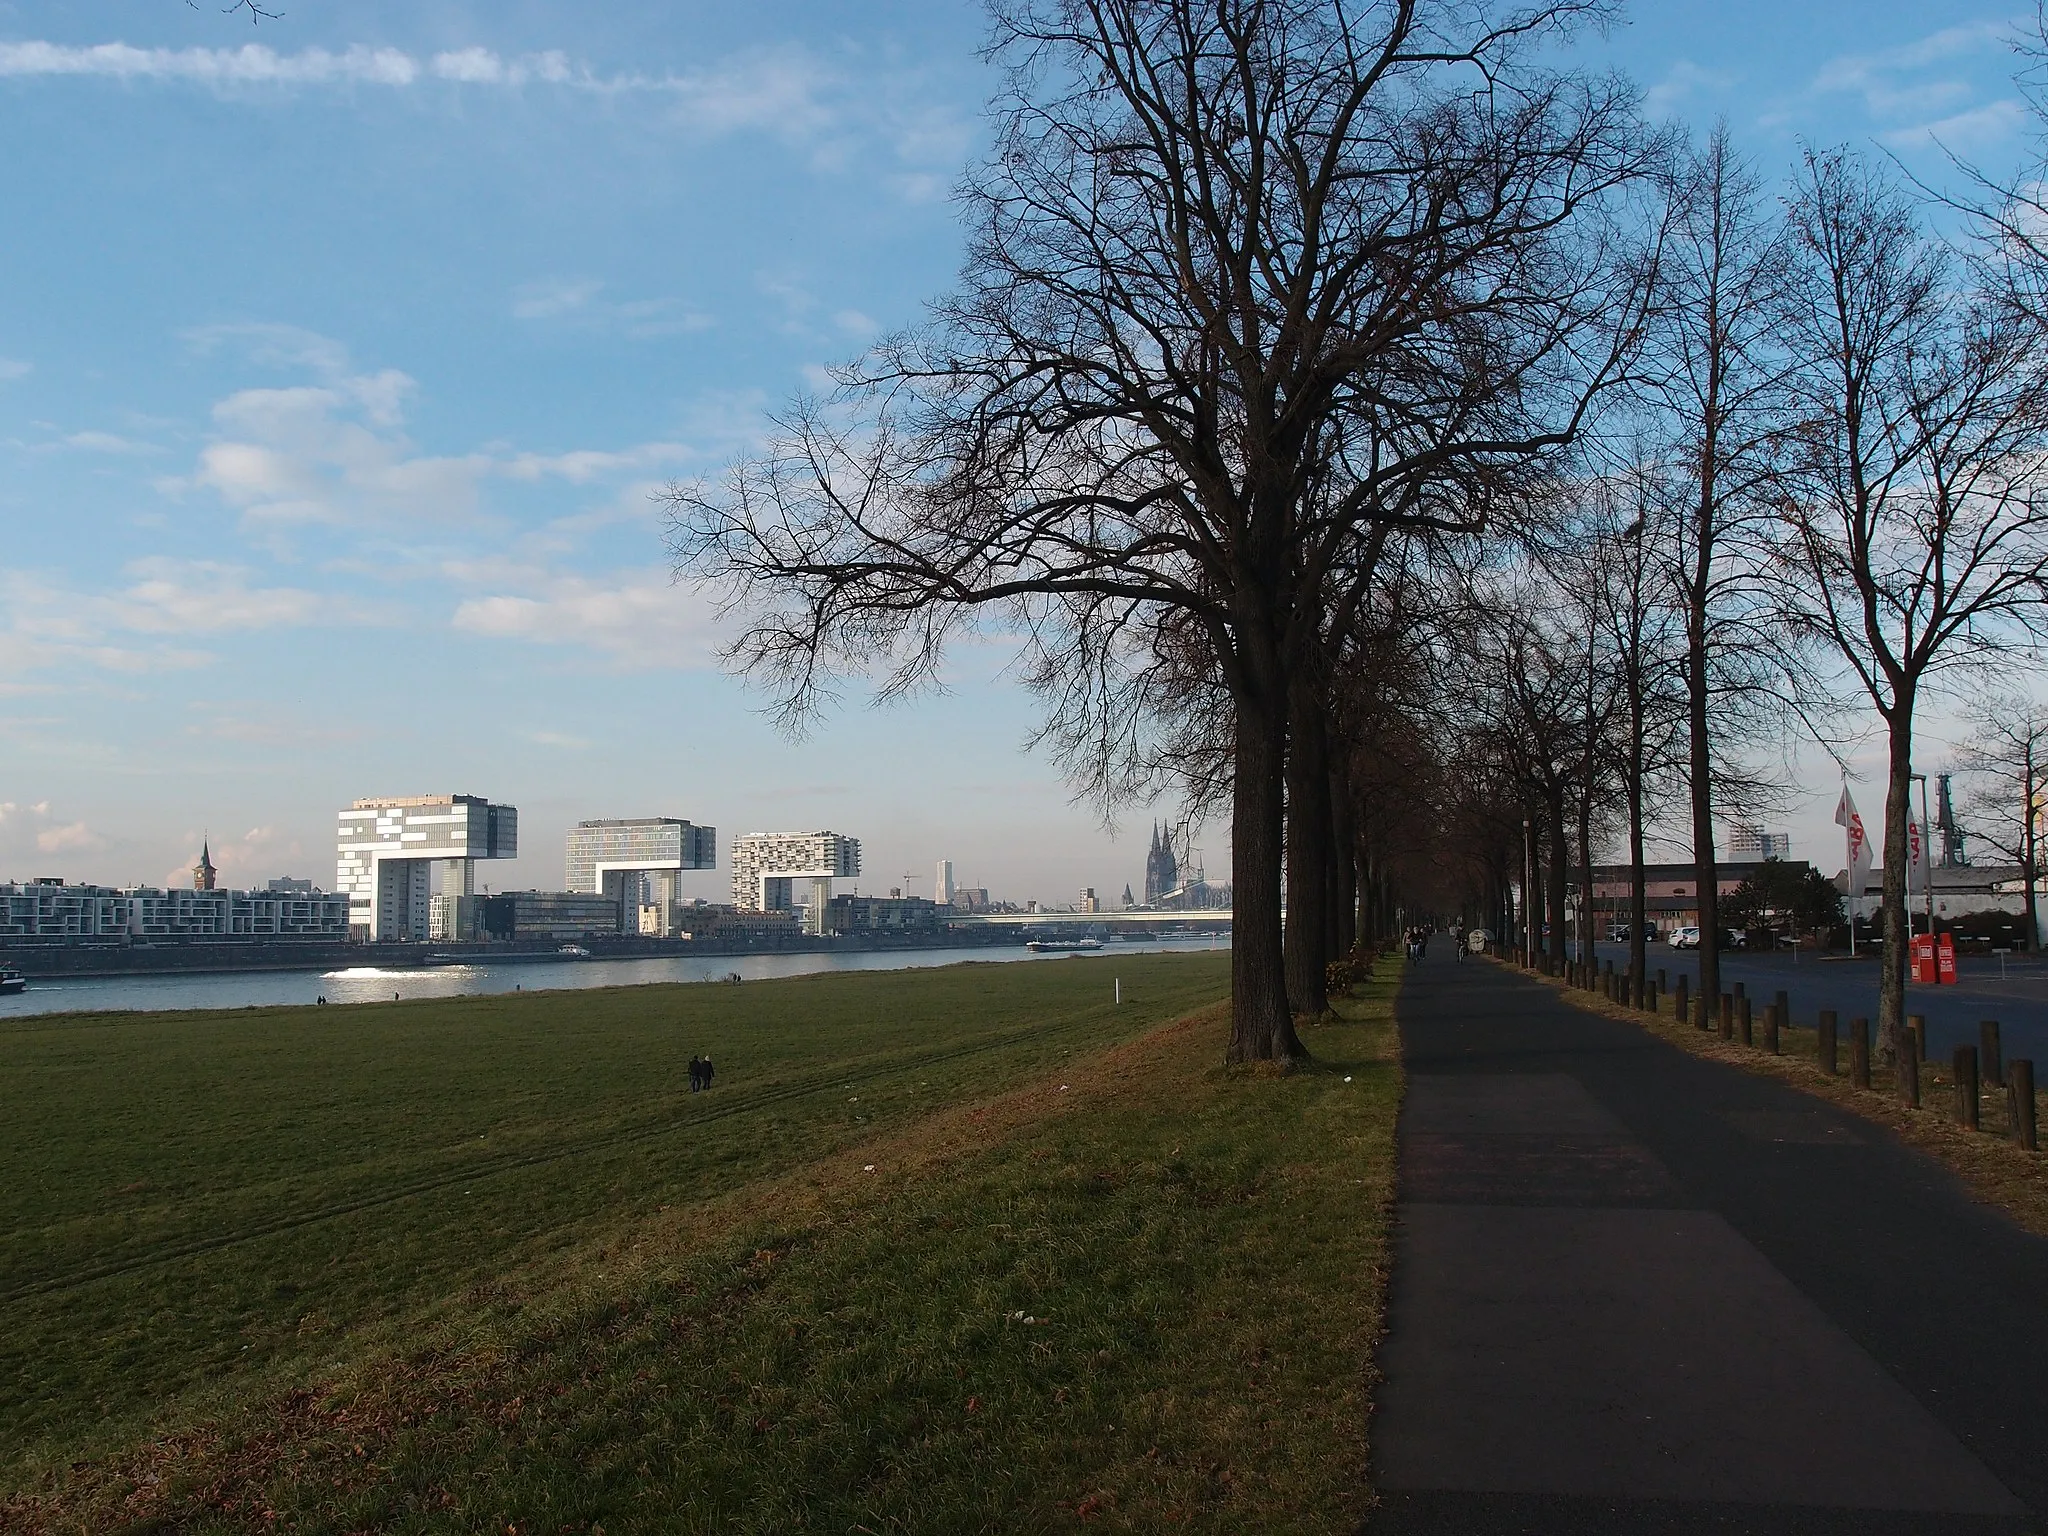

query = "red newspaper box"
[[1937, 931, 1958, 984], [1910, 933, 1938, 985]]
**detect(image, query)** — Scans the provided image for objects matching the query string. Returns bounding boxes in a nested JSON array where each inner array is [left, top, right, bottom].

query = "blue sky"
[[0, 1, 2035, 898]]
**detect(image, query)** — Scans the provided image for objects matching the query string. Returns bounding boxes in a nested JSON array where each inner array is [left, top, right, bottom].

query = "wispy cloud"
[[1644, 60, 1735, 121], [0, 40, 974, 172], [510, 278, 713, 337], [1809, 19, 2020, 141], [450, 567, 725, 670], [0, 357, 29, 381], [1881, 97, 2029, 150]]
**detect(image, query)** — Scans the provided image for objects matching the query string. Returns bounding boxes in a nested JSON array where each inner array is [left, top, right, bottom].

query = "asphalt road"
[[1364, 956, 2047, 1536], [1586, 942, 2048, 1066]]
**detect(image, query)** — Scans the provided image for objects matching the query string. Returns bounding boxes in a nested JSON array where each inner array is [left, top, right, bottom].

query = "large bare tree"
[[1952, 691, 2048, 953], [669, 0, 1650, 1061], [1777, 147, 2048, 1079]]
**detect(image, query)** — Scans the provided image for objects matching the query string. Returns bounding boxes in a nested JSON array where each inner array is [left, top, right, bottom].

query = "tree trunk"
[[1523, 814, 1542, 965], [2026, 765, 2041, 953], [1284, 681, 1332, 1016], [1628, 733, 1648, 996], [1330, 755, 1358, 958], [1576, 791, 1595, 969], [1878, 712, 1914, 1072], [1687, 630, 1720, 1012], [1548, 792, 1570, 970], [1228, 679, 1301, 1062]]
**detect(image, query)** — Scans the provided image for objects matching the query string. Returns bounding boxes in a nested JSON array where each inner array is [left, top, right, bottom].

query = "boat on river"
[[0, 968, 27, 995], [1024, 938, 1104, 953]]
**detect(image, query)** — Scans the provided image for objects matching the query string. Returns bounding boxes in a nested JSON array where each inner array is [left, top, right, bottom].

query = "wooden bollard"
[[1675, 976, 1690, 1026], [1738, 994, 1753, 1047], [1762, 999, 1780, 1055], [1851, 1017, 1871, 1089], [1908, 1014, 1927, 1062], [1954, 1045, 1979, 1130], [1720, 993, 1734, 1040], [1657, 968, 1667, 993], [2011, 1060, 2038, 1151], [1818, 1011, 1838, 1075], [1773, 990, 1789, 1039], [1981, 1020, 2002, 1086], [1901, 1044, 1920, 1109]]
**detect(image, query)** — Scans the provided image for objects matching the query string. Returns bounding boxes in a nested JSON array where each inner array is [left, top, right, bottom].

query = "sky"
[[0, 0, 2037, 902]]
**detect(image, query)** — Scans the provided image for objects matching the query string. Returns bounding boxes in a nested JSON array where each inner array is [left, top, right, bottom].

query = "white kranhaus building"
[[565, 817, 716, 937], [731, 831, 861, 935], [336, 795, 518, 942]]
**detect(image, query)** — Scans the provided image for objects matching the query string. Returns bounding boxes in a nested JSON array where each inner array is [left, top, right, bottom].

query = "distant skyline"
[[0, 0, 2038, 902]]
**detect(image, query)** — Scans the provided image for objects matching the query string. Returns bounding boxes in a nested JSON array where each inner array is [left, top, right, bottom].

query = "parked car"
[[1668, 925, 1702, 949], [1608, 924, 1631, 942]]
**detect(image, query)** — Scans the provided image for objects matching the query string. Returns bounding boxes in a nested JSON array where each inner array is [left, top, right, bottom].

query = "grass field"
[[1, 952, 1403, 1533]]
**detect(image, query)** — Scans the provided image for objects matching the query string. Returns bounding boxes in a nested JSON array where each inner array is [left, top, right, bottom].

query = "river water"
[[0, 937, 1231, 1019]]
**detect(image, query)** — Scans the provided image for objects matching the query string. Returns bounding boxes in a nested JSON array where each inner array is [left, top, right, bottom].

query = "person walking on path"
[[688, 1055, 703, 1093], [700, 1057, 714, 1092]]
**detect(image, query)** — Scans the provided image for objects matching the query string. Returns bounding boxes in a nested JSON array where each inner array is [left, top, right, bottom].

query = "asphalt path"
[[1588, 942, 2048, 1066], [1364, 954, 2047, 1535]]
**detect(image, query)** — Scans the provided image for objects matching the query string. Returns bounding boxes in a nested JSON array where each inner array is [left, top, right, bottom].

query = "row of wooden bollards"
[[1544, 953, 2039, 1152]]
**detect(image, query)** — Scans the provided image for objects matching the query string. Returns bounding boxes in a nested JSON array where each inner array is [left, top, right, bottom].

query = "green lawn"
[[2, 951, 1403, 1533]]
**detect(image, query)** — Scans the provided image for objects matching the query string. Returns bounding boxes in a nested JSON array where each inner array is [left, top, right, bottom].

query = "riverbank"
[[2, 953, 1400, 1533]]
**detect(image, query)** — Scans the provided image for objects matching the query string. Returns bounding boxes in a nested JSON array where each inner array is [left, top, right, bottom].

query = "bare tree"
[[669, 0, 1651, 1062], [1952, 690, 2048, 951], [1642, 125, 1796, 1020], [1776, 147, 2048, 1078]]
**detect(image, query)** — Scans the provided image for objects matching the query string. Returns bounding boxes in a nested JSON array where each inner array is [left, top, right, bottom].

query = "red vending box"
[[1910, 933, 1938, 984], [1937, 931, 1957, 984]]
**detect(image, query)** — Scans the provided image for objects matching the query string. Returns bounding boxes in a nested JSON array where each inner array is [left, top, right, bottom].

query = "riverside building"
[[565, 817, 716, 937], [0, 879, 349, 941], [335, 795, 518, 943], [731, 832, 861, 935]]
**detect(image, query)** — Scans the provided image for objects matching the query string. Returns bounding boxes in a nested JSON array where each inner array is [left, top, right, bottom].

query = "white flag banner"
[[1905, 816, 1929, 894], [1834, 786, 1872, 894]]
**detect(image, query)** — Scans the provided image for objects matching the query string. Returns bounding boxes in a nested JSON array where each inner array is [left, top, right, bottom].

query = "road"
[[1586, 942, 2048, 1065], [1367, 956, 2045, 1534]]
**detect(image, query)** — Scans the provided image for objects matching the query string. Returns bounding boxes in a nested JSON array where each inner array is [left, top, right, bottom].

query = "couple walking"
[[688, 1055, 716, 1093]]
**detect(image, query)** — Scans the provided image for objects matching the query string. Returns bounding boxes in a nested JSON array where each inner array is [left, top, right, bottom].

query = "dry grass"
[[4, 963, 1404, 1535], [1509, 961, 2048, 1239]]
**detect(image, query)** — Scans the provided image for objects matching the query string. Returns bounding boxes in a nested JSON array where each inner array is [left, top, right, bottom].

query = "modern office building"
[[336, 795, 518, 943], [0, 880, 133, 939], [731, 832, 861, 935], [0, 880, 349, 941], [565, 817, 716, 937], [936, 859, 955, 907], [822, 893, 939, 935], [1726, 825, 1791, 862], [476, 890, 623, 942]]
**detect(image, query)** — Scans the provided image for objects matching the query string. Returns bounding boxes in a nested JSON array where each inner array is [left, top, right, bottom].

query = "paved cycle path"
[[1364, 956, 2048, 1535]]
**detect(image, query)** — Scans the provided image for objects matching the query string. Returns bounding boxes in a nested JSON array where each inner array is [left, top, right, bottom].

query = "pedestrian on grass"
[[689, 1055, 703, 1093], [701, 1057, 714, 1091]]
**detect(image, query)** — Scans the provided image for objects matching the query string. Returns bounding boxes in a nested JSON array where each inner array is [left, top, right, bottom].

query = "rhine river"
[[0, 936, 1231, 1019]]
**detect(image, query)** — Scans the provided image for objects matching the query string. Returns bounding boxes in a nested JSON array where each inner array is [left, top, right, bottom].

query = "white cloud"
[[36, 821, 102, 853], [511, 279, 713, 337], [1881, 98, 2030, 152], [0, 41, 422, 86], [450, 568, 726, 669], [0, 357, 29, 381], [0, 41, 973, 184], [41, 429, 158, 455], [511, 278, 603, 320], [1812, 20, 2015, 126], [1645, 60, 1735, 120]]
